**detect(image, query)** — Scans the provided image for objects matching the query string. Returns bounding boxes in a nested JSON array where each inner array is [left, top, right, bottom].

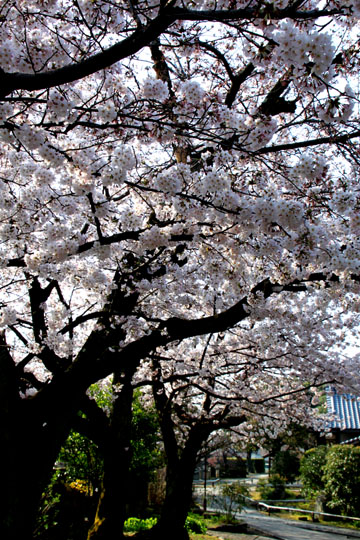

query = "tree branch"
[[0, 6, 345, 97]]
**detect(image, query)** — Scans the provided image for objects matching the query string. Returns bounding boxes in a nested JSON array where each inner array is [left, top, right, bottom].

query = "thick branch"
[[173, 6, 344, 22], [0, 13, 174, 96], [0, 6, 344, 97], [0, 332, 20, 408], [225, 63, 255, 108], [254, 129, 360, 154], [258, 71, 296, 116]]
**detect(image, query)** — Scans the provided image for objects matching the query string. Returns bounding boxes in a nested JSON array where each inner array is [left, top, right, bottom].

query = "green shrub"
[[185, 514, 207, 534], [123, 514, 207, 534], [323, 445, 360, 517], [123, 517, 158, 532], [34, 473, 97, 540], [252, 459, 265, 474], [220, 457, 247, 478], [210, 482, 249, 522], [299, 445, 328, 497], [258, 474, 288, 500]]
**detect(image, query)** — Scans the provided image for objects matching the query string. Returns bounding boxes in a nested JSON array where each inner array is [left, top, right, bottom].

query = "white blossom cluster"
[[317, 85, 355, 124], [97, 102, 118, 123], [104, 144, 136, 185], [347, 0, 360, 16], [47, 90, 73, 120], [140, 226, 169, 250], [244, 117, 278, 150], [142, 77, 170, 102], [155, 171, 182, 194], [275, 22, 335, 77], [180, 80, 205, 105], [291, 154, 327, 180], [198, 168, 230, 194]]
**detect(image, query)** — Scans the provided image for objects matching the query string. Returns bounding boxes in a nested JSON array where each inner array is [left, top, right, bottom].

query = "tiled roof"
[[326, 388, 360, 430]]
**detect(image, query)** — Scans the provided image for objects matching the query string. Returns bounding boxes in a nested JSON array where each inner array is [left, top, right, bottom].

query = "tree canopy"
[[1, 1, 360, 537]]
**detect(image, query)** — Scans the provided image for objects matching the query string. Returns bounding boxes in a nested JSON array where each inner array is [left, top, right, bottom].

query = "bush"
[[258, 474, 288, 500], [323, 445, 360, 517], [299, 445, 328, 497], [123, 517, 158, 532], [220, 457, 247, 478], [58, 430, 103, 495], [185, 514, 207, 534], [123, 514, 207, 534], [34, 473, 97, 540]]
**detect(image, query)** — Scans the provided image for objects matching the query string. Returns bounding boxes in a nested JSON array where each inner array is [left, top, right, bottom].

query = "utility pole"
[[203, 453, 207, 512]]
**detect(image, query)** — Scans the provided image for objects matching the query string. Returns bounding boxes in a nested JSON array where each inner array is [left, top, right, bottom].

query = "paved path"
[[240, 508, 360, 540], [207, 531, 274, 540]]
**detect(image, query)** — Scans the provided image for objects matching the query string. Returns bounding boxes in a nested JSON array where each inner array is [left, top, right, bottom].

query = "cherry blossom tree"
[[134, 301, 351, 540], [1, 0, 360, 539]]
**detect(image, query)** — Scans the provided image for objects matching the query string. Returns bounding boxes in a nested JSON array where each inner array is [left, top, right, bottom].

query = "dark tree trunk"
[[0, 407, 73, 540], [152, 462, 193, 540], [0, 334, 65, 540], [153, 425, 212, 540], [0, 336, 90, 540], [87, 373, 134, 540]]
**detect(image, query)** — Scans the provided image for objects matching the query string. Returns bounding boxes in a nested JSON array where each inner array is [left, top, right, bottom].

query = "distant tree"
[[270, 449, 300, 483]]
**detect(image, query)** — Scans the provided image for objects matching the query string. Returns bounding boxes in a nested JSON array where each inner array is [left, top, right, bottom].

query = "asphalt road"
[[240, 508, 360, 540]]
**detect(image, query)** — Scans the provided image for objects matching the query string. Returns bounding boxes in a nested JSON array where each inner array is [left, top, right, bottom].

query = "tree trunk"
[[152, 463, 194, 540], [0, 411, 71, 540], [0, 348, 87, 539], [0, 334, 70, 540], [153, 426, 211, 540], [87, 375, 134, 540]]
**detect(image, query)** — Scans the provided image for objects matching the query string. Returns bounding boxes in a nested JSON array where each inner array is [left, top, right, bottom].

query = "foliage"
[[58, 430, 103, 494], [219, 456, 247, 478], [299, 445, 328, 497], [130, 390, 163, 481], [123, 517, 158, 532], [88, 382, 115, 416], [34, 473, 62, 539], [185, 514, 207, 535], [34, 472, 97, 540], [271, 450, 300, 483], [323, 445, 360, 517], [123, 514, 207, 534], [300, 444, 360, 517], [251, 459, 265, 474]]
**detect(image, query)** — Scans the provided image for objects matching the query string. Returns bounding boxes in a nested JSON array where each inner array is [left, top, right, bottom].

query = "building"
[[325, 387, 360, 444]]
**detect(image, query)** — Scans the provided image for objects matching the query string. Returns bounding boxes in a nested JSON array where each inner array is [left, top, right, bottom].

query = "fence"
[[194, 488, 360, 525]]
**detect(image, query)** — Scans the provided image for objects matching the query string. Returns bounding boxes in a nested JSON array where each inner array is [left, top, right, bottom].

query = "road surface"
[[240, 507, 360, 540]]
